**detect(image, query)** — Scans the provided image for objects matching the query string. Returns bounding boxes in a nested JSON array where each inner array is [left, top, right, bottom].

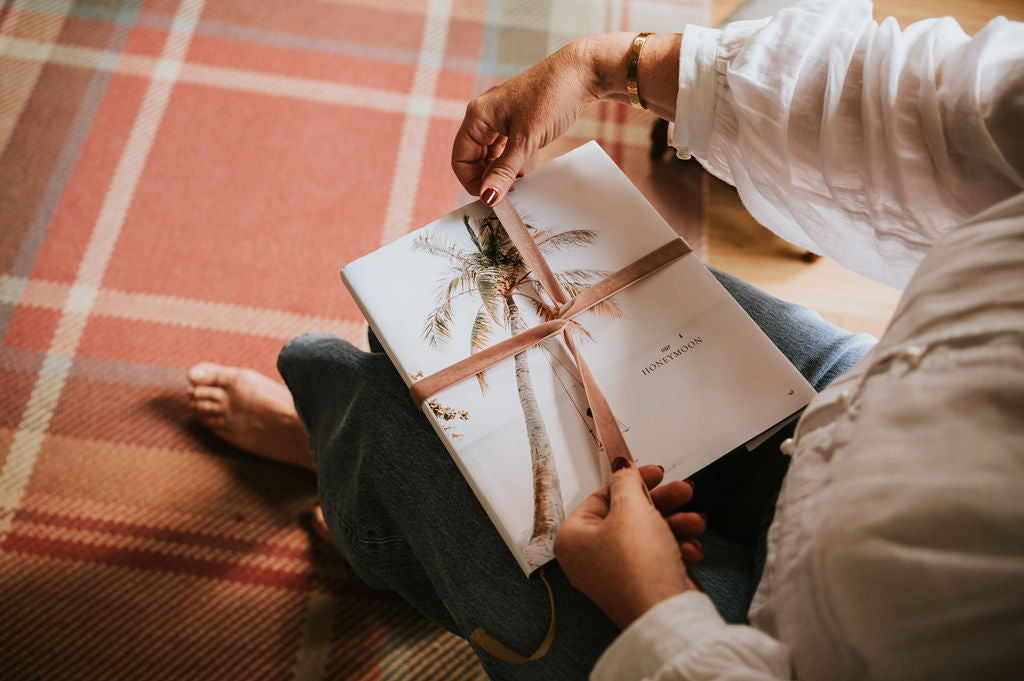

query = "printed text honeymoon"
[[640, 337, 703, 377]]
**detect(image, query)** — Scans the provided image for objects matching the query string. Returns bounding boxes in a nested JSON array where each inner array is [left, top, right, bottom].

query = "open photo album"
[[342, 142, 815, 575]]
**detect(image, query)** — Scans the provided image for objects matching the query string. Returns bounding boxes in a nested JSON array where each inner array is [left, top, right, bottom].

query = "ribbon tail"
[[469, 568, 557, 664], [566, 332, 654, 506], [562, 332, 633, 465]]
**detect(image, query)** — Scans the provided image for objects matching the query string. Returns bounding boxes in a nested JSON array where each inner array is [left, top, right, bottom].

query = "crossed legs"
[[184, 267, 877, 681]]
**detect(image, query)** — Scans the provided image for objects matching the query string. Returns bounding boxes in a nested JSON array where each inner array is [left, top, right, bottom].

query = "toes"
[[194, 398, 225, 417], [189, 385, 227, 403], [188, 362, 236, 387]]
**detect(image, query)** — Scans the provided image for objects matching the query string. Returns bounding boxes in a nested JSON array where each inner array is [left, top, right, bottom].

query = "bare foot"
[[187, 363, 315, 471]]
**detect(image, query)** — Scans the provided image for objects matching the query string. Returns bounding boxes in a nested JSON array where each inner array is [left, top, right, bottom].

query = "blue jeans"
[[277, 267, 876, 680]]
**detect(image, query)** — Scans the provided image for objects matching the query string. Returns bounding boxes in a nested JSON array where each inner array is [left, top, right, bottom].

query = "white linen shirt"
[[592, 2, 1024, 680]]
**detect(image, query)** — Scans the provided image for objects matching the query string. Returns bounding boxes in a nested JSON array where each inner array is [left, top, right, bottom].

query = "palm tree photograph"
[[414, 212, 620, 563]]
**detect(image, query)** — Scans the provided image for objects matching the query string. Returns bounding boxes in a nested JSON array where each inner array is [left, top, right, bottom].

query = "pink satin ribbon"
[[410, 198, 692, 467]]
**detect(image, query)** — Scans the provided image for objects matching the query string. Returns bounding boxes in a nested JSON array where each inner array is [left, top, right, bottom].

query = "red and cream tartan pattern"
[[0, 0, 708, 678]]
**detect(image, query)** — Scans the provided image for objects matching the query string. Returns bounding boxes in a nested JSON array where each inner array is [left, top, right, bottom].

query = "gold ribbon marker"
[[469, 569, 557, 664]]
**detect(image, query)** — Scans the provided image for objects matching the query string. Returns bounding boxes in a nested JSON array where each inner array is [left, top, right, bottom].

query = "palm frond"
[[413, 233, 477, 271], [516, 291, 559, 323], [469, 309, 497, 353], [553, 269, 605, 296], [502, 295, 515, 330], [524, 227, 553, 244], [488, 214, 528, 270], [496, 236, 524, 266], [475, 276, 506, 328], [421, 298, 455, 347], [566, 319, 595, 342], [476, 216, 502, 263], [587, 299, 623, 318], [463, 215, 481, 251], [478, 266, 513, 289], [441, 270, 477, 301], [469, 309, 497, 393], [503, 268, 531, 295], [535, 229, 597, 254]]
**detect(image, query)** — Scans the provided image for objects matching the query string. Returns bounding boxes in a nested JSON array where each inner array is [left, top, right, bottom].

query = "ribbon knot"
[[410, 199, 692, 466]]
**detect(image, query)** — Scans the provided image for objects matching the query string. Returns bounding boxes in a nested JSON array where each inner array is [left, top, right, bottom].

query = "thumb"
[[480, 141, 527, 206], [608, 457, 649, 512]]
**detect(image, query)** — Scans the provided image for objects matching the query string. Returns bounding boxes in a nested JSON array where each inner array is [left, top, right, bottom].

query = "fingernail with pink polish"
[[611, 457, 630, 472], [481, 188, 498, 206]]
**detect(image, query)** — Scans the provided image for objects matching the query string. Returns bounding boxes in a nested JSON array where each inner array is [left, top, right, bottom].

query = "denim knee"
[[278, 332, 340, 378], [812, 331, 877, 390]]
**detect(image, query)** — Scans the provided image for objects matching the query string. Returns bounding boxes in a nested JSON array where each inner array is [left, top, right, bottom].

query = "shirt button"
[[780, 437, 796, 455]]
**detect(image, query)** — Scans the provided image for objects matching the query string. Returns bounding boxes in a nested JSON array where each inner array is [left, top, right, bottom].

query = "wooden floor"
[[705, 0, 1024, 338]]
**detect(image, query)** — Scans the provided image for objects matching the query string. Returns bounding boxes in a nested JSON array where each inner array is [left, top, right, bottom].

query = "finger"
[[479, 139, 529, 206], [666, 511, 706, 540], [485, 138, 506, 162], [650, 479, 695, 515], [452, 118, 501, 196], [607, 458, 651, 513], [639, 464, 664, 491], [680, 538, 703, 564], [571, 483, 611, 521]]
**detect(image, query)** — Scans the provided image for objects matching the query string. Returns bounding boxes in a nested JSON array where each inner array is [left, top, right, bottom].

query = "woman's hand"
[[451, 40, 598, 206], [452, 33, 681, 206], [554, 459, 703, 629]]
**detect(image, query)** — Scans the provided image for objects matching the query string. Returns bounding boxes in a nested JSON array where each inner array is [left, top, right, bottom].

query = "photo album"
[[342, 142, 815, 575]]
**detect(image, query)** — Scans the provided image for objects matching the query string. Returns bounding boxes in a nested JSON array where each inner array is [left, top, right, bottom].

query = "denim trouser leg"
[[276, 267, 876, 680], [708, 267, 877, 392]]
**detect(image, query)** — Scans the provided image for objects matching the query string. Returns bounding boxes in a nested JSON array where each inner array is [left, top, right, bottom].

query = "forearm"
[[452, 30, 683, 204], [580, 33, 682, 120]]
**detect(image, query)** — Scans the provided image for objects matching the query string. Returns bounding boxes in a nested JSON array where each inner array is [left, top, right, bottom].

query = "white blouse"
[[593, 1, 1024, 679]]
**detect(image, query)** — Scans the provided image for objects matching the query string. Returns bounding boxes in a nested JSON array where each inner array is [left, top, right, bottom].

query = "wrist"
[[578, 32, 682, 120], [578, 33, 635, 101], [619, 574, 695, 628]]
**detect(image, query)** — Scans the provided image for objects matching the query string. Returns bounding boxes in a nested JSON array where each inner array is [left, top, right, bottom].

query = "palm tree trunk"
[[506, 297, 564, 558]]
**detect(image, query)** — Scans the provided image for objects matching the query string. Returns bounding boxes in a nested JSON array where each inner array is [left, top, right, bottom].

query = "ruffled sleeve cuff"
[[670, 25, 723, 162], [590, 591, 727, 681]]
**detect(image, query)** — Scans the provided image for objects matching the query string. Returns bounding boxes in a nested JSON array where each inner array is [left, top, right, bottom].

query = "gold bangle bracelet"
[[627, 32, 653, 110]]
